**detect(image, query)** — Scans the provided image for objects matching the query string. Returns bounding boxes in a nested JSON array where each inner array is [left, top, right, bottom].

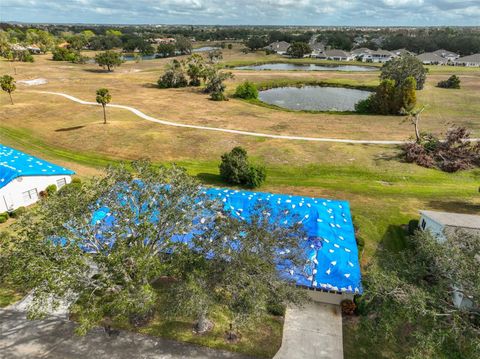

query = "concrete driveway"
[[0, 309, 252, 359], [274, 302, 343, 359]]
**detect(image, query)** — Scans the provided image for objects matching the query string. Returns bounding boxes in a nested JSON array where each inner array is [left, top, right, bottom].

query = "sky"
[[2, 0, 480, 26]]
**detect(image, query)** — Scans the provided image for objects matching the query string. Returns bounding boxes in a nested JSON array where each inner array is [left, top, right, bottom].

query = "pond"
[[258, 86, 371, 112], [122, 54, 163, 61], [234, 63, 378, 72], [192, 46, 220, 53]]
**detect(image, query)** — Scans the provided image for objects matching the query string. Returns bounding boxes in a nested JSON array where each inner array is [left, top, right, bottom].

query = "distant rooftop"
[[420, 210, 480, 230], [0, 144, 75, 189]]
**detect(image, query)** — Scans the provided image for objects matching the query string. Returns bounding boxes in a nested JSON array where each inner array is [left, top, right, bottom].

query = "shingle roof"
[[455, 53, 480, 64], [432, 49, 459, 58], [420, 210, 480, 230], [325, 49, 350, 57], [416, 52, 447, 63], [0, 144, 75, 189]]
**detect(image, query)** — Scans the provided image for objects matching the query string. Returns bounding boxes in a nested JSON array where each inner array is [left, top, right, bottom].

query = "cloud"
[[2, 0, 480, 25]]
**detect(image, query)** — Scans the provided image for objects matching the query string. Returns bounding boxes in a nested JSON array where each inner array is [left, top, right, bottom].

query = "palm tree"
[[96, 88, 111, 124], [0, 74, 16, 105]]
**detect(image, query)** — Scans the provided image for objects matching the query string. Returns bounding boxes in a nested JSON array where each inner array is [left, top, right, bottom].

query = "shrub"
[[45, 184, 57, 196], [9, 206, 26, 218], [234, 81, 258, 100], [408, 220, 419, 235], [71, 177, 82, 184], [219, 147, 266, 188], [437, 75, 461, 89], [341, 299, 356, 315], [0, 212, 8, 223], [267, 301, 286, 316], [354, 96, 374, 113]]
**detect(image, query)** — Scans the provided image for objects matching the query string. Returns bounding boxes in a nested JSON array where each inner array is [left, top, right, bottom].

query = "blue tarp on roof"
[[0, 144, 75, 189], [202, 188, 362, 294], [90, 186, 362, 294]]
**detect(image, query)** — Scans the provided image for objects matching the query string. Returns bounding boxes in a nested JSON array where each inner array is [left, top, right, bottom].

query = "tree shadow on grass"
[[380, 224, 408, 253], [426, 200, 480, 214], [83, 69, 112, 73], [142, 83, 158, 89], [196, 173, 224, 186], [55, 125, 85, 132]]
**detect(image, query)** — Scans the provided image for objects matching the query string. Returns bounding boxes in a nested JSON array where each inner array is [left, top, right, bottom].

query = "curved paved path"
[[35, 91, 406, 145]]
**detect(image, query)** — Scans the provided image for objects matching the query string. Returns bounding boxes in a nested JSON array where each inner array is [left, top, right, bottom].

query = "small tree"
[[245, 36, 267, 51], [94, 51, 124, 72], [158, 59, 188, 88], [96, 88, 111, 124], [207, 49, 223, 63], [381, 54, 427, 90], [234, 81, 258, 100], [219, 147, 266, 188], [175, 35, 192, 55], [437, 75, 461, 89], [0, 74, 16, 105], [185, 54, 206, 86], [157, 43, 176, 58], [400, 76, 417, 113], [204, 67, 233, 101], [286, 42, 312, 58]]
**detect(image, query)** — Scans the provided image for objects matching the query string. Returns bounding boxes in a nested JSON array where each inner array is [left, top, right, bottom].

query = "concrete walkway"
[[0, 309, 252, 359], [274, 302, 343, 359], [34, 91, 407, 145]]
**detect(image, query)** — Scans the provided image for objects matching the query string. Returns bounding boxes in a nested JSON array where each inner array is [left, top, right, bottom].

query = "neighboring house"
[[309, 42, 325, 57], [323, 49, 353, 61], [432, 49, 460, 62], [265, 41, 290, 55], [0, 145, 75, 212], [153, 37, 176, 45], [26, 45, 41, 54], [350, 47, 371, 60], [416, 52, 448, 65], [419, 210, 480, 308], [361, 49, 395, 63], [93, 187, 363, 305], [391, 48, 414, 56], [454, 53, 480, 67]]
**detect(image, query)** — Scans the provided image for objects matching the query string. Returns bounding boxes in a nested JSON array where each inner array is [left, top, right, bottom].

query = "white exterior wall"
[[419, 214, 447, 242], [0, 175, 72, 212], [306, 288, 354, 305]]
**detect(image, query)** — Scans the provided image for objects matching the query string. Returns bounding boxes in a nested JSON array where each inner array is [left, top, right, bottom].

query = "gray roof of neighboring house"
[[455, 53, 480, 64], [392, 48, 414, 56], [416, 52, 447, 63], [310, 42, 325, 51], [325, 49, 350, 57], [351, 47, 372, 55], [266, 41, 290, 52], [420, 210, 480, 230], [370, 49, 394, 56], [432, 49, 459, 58]]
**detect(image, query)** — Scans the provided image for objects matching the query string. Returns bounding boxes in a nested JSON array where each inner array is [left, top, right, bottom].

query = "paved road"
[[0, 309, 253, 359], [274, 302, 343, 359], [34, 91, 407, 145]]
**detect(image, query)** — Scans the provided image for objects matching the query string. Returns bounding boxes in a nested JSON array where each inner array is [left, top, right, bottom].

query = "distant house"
[[361, 49, 395, 63], [391, 48, 414, 56], [265, 41, 290, 55], [419, 210, 480, 308], [454, 53, 480, 67], [26, 45, 41, 54], [322, 49, 353, 61], [153, 37, 176, 45], [416, 52, 448, 65], [0, 145, 75, 212], [309, 42, 325, 58], [432, 49, 460, 62]]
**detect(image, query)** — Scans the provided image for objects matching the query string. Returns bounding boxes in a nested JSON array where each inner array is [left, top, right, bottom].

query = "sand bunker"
[[18, 78, 48, 86]]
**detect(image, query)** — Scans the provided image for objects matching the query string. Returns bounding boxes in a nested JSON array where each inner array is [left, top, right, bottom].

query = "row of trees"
[[158, 54, 233, 101], [0, 162, 304, 338]]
